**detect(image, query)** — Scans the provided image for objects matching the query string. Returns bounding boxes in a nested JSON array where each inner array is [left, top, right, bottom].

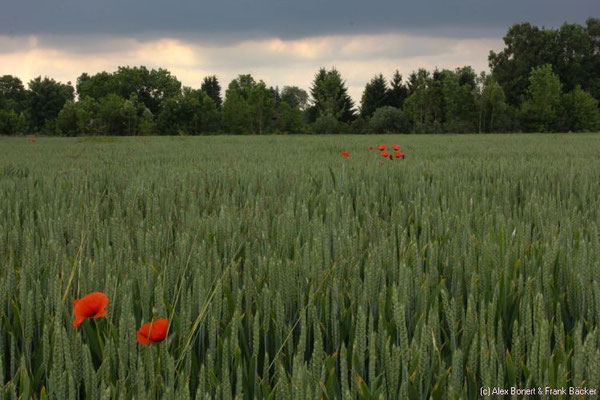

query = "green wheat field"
[[1, 133, 600, 399]]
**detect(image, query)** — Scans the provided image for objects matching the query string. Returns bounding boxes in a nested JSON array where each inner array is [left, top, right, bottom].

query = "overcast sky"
[[1, 0, 598, 102]]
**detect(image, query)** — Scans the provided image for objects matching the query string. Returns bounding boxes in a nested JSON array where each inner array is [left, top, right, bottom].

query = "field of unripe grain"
[[0, 133, 599, 399]]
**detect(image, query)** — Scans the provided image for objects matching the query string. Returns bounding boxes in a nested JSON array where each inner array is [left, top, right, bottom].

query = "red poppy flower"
[[392, 144, 401, 150], [393, 151, 402, 158], [340, 150, 350, 157], [137, 319, 169, 345], [367, 146, 374, 150], [377, 144, 387, 151], [381, 151, 389, 157], [72, 292, 109, 327]]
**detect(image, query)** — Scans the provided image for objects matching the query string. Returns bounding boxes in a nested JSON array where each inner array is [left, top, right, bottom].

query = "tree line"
[[1, 18, 599, 136]]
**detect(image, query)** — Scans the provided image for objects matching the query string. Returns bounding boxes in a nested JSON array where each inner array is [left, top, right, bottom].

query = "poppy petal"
[[73, 317, 85, 328], [72, 292, 109, 328], [137, 318, 169, 345], [137, 332, 154, 345]]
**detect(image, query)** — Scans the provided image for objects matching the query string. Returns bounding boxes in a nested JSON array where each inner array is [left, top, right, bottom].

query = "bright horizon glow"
[[0, 33, 503, 104]]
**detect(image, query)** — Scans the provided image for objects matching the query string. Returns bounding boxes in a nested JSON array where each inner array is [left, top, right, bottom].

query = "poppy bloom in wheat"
[[72, 292, 109, 327], [137, 318, 169, 345], [392, 144, 401, 150], [340, 150, 350, 158], [377, 144, 387, 151], [381, 151, 390, 158], [394, 151, 405, 159]]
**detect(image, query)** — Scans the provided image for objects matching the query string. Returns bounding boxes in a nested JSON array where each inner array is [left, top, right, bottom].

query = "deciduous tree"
[[281, 86, 308, 111], [559, 86, 600, 132], [27, 76, 74, 133], [519, 64, 562, 132], [0, 75, 27, 112]]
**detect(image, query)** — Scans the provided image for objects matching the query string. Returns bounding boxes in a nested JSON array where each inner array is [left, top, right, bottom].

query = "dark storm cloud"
[[2, 0, 598, 39]]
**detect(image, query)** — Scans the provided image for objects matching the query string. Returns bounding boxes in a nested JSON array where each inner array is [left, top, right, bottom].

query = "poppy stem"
[[341, 163, 346, 195], [94, 319, 104, 355]]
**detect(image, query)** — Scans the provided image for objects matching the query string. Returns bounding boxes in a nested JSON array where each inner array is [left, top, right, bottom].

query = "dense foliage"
[[0, 18, 599, 136], [1, 134, 600, 398]]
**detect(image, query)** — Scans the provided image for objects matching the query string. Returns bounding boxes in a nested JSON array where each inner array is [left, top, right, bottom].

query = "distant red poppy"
[[72, 292, 109, 327], [377, 144, 387, 151], [392, 144, 401, 150], [393, 151, 404, 158], [340, 150, 350, 157], [27, 135, 36, 143], [367, 146, 374, 150], [137, 318, 169, 345], [381, 151, 389, 157]]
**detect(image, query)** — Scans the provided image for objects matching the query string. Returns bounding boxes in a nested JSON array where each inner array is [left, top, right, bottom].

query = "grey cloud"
[[2, 0, 598, 39], [21, 30, 495, 70]]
